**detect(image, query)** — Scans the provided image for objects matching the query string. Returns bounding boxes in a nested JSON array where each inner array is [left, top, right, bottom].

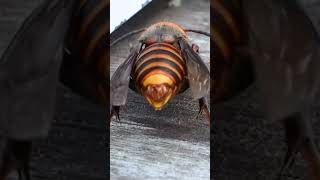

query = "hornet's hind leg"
[[110, 106, 121, 124], [110, 42, 142, 125], [192, 43, 210, 125], [190, 43, 211, 125], [109, 78, 138, 124], [0, 139, 32, 180], [198, 97, 211, 126], [278, 112, 320, 180]]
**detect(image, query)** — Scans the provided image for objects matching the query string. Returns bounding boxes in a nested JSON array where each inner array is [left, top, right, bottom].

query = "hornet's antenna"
[[184, 29, 210, 37], [110, 28, 146, 47], [110, 28, 210, 47]]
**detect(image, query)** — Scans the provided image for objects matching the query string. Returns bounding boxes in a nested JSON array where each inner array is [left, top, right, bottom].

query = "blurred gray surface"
[[110, 0, 210, 179], [213, 1, 320, 179], [0, 1, 107, 179]]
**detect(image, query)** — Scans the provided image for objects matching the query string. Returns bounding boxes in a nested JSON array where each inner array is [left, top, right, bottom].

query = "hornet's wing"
[[0, 0, 76, 139], [178, 38, 210, 99], [110, 44, 141, 106]]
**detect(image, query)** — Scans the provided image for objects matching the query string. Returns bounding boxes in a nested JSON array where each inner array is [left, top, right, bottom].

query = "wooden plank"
[[110, 0, 210, 179]]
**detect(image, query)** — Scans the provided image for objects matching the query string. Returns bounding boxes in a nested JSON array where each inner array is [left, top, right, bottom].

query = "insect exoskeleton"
[[133, 42, 186, 110], [110, 21, 211, 124]]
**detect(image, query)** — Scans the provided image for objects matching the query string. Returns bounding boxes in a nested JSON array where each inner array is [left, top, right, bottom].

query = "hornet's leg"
[[110, 106, 121, 124], [109, 79, 137, 125], [0, 139, 32, 180], [198, 97, 211, 126], [192, 44, 210, 125], [278, 113, 320, 180]]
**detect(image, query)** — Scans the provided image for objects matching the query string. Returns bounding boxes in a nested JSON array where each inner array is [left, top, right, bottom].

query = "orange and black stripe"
[[60, 0, 109, 105], [133, 43, 186, 89]]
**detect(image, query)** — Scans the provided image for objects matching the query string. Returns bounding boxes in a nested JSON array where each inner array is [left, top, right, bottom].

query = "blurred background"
[[0, 1, 107, 179], [213, 1, 320, 179], [110, 0, 151, 32]]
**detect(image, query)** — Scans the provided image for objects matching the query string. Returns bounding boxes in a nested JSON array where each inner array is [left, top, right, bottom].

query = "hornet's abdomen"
[[133, 43, 186, 110], [134, 43, 186, 87]]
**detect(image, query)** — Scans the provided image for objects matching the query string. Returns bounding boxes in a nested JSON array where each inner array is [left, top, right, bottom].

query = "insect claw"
[[115, 112, 121, 122], [110, 106, 121, 123], [199, 97, 211, 126]]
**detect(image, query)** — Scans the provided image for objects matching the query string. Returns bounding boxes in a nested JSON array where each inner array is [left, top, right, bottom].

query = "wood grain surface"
[[110, 0, 210, 179]]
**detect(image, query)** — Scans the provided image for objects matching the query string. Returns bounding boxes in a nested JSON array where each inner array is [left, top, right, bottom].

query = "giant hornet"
[[213, 0, 320, 179], [0, 0, 108, 179], [110, 22, 211, 124]]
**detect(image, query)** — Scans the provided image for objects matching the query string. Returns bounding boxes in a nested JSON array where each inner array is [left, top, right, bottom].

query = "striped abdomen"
[[133, 43, 186, 92], [61, 0, 109, 105]]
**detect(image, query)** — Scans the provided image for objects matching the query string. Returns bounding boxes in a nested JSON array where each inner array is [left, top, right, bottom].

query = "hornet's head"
[[140, 74, 178, 110]]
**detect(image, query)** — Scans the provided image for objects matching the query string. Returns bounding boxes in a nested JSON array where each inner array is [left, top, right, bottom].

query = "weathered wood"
[[110, 0, 210, 179]]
